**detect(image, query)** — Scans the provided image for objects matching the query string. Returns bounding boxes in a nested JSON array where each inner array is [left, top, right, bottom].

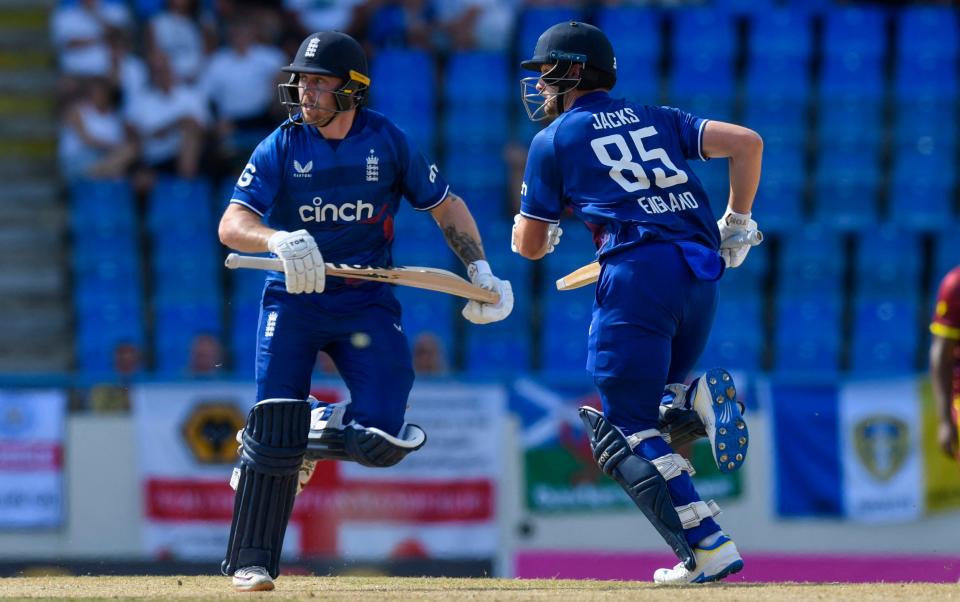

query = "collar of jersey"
[[571, 90, 610, 110]]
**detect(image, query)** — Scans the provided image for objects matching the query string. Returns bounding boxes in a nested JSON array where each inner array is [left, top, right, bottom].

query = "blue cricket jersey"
[[520, 91, 721, 263], [230, 108, 449, 302]]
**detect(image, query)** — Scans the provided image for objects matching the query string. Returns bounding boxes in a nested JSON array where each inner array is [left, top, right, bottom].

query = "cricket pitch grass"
[[1, 576, 958, 601]]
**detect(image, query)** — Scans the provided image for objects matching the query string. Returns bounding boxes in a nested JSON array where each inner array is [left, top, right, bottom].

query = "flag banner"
[[0, 389, 66, 528], [134, 381, 504, 560], [510, 378, 741, 513], [920, 379, 960, 513], [773, 379, 922, 522]]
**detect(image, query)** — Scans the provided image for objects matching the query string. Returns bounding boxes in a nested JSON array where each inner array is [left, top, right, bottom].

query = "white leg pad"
[[675, 499, 721, 529]]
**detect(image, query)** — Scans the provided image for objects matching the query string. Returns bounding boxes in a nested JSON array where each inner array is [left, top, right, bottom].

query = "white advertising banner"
[[133, 381, 505, 560], [0, 389, 66, 528]]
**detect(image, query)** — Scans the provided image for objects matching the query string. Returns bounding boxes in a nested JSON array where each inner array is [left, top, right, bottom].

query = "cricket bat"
[[225, 253, 499, 304], [555, 229, 764, 292]]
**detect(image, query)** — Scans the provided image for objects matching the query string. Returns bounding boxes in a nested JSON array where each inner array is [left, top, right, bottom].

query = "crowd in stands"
[[54, 0, 960, 407]]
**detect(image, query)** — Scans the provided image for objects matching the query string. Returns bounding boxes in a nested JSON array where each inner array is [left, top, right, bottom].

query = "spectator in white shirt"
[[51, 0, 131, 77], [204, 21, 286, 162], [125, 50, 209, 179], [147, 0, 211, 84], [59, 77, 137, 181]]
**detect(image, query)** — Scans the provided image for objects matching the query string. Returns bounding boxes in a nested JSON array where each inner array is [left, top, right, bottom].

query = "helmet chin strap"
[[543, 61, 582, 117]]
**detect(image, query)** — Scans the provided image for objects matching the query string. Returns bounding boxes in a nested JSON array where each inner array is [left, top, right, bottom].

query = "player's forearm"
[[513, 219, 549, 260], [431, 192, 486, 266], [218, 205, 275, 253], [725, 136, 762, 216], [930, 337, 956, 421]]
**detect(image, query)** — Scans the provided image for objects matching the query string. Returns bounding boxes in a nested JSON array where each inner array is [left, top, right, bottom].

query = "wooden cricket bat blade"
[[556, 261, 600, 291], [224, 253, 498, 303]]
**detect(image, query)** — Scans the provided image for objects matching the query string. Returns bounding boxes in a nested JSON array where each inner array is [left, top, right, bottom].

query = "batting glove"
[[268, 229, 325, 294], [716, 209, 757, 269], [511, 214, 562, 254], [462, 260, 514, 324]]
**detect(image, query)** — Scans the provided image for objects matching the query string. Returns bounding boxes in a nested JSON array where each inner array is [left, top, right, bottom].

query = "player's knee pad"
[[305, 420, 426, 467], [578, 406, 696, 570], [223, 398, 310, 579]]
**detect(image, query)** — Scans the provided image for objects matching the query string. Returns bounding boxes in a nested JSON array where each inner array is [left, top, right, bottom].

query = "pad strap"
[[625, 428, 663, 450], [651, 453, 696, 481], [676, 499, 722, 529], [305, 422, 426, 467]]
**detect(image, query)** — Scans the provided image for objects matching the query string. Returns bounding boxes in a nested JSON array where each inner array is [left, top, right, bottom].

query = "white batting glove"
[[267, 229, 325, 294], [716, 209, 757, 269], [462, 260, 514, 324], [511, 214, 562, 254]]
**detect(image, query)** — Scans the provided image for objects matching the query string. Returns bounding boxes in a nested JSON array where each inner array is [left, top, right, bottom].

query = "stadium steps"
[[0, 0, 70, 373]]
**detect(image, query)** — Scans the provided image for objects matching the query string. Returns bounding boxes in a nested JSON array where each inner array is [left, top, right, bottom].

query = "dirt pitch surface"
[[1, 576, 958, 601]]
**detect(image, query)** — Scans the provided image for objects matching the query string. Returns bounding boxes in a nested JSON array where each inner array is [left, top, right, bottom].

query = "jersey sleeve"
[[229, 132, 284, 217], [519, 129, 563, 223], [931, 268, 960, 340], [661, 106, 709, 161], [394, 126, 449, 211]]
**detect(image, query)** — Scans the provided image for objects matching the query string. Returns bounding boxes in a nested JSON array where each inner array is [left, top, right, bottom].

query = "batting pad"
[[223, 399, 310, 579]]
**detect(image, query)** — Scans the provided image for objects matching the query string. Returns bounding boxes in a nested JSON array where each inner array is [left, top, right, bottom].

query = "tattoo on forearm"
[[443, 224, 485, 265], [439, 194, 485, 265]]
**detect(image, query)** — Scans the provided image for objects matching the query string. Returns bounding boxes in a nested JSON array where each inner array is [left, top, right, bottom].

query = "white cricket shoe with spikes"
[[232, 566, 274, 592], [653, 534, 743, 585]]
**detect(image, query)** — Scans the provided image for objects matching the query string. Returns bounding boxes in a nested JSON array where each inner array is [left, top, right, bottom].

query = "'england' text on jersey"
[[591, 107, 640, 130], [638, 191, 699, 215]]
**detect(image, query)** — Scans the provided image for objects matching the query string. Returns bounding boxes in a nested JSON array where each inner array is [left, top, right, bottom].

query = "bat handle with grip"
[[224, 253, 284, 271]]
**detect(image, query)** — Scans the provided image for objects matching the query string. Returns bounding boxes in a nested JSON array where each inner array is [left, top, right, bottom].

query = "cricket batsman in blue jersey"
[[217, 31, 514, 591], [512, 22, 763, 584]]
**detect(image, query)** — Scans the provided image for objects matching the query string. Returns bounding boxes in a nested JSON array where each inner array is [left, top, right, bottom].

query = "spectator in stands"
[[366, 0, 436, 51], [203, 21, 287, 167], [435, 0, 516, 51], [412, 332, 448, 376], [59, 77, 137, 181], [284, 0, 367, 33], [88, 340, 142, 413], [188, 332, 225, 377], [51, 0, 132, 79], [106, 29, 148, 106], [930, 266, 960, 463], [125, 49, 209, 181], [147, 0, 213, 85]]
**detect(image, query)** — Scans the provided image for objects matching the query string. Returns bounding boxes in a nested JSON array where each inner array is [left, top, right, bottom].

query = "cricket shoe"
[[653, 534, 743, 585], [232, 566, 274, 592], [690, 368, 748, 473]]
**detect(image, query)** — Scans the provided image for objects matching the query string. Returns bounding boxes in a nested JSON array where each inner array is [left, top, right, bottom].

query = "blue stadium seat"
[[596, 7, 660, 62], [393, 287, 456, 350], [894, 54, 958, 101], [893, 100, 958, 150], [779, 226, 846, 297], [819, 54, 885, 102], [390, 229, 453, 267], [443, 147, 506, 190], [822, 7, 887, 61], [229, 302, 259, 376], [715, 0, 776, 16], [444, 51, 509, 104], [154, 302, 223, 373], [516, 7, 581, 60], [744, 56, 812, 101], [370, 50, 436, 153], [692, 159, 729, 210], [932, 231, 960, 291], [697, 298, 764, 372], [668, 55, 735, 118], [748, 9, 813, 60], [813, 149, 880, 230], [851, 297, 920, 375], [773, 297, 842, 375], [671, 9, 736, 61], [897, 6, 959, 61], [855, 226, 921, 296], [232, 266, 267, 300], [742, 97, 808, 148], [465, 329, 530, 377], [147, 176, 214, 232], [889, 172, 955, 232], [540, 289, 593, 376], [816, 99, 884, 148]]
